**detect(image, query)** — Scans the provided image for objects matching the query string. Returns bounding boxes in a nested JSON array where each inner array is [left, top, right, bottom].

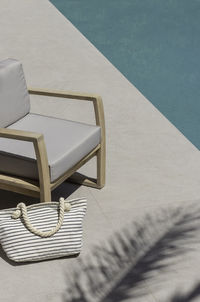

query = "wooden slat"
[[0, 174, 40, 193], [0, 183, 40, 198]]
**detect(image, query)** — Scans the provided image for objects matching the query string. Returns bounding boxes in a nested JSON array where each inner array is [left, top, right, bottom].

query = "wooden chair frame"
[[0, 88, 106, 202]]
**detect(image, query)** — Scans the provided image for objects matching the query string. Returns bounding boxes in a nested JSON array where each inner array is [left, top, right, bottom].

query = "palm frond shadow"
[[63, 203, 200, 302], [169, 282, 200, 302]]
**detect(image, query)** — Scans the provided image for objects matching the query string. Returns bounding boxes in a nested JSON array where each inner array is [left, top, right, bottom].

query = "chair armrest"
[[0, 128, 50, 189], [28, 87, 105, 131], [0, 128, 43, 142], [28, 87, 100, 101]]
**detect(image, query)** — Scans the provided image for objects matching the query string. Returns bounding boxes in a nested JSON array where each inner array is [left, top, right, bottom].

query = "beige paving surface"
[[1, 1, 200, 301]]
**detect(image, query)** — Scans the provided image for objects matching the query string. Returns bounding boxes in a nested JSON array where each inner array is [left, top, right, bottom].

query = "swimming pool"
[[50, 0, 200, 149]]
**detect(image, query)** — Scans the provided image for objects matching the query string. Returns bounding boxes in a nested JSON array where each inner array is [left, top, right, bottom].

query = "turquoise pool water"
[[50, 0, 200, 149]]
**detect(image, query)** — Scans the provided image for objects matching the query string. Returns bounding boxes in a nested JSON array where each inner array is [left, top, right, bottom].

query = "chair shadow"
[[0, 181, 80, 210], [62, 201, 200, 302]]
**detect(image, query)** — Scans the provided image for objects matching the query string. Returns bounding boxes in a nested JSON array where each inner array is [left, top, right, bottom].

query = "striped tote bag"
[[0, 197, 87, 262]]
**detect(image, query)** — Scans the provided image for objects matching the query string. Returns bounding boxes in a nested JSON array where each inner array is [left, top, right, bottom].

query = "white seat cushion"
[[0, 113, 101, 182]]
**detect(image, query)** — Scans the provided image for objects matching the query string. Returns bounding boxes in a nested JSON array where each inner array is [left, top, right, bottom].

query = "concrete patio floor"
[[1, 1, 200, 301]]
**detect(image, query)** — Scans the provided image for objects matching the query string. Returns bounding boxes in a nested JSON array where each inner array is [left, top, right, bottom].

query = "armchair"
[[0, 59, 105, 202]]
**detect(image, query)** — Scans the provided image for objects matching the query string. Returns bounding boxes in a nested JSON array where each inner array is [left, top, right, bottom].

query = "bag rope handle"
[[11, 198, 71, 238]]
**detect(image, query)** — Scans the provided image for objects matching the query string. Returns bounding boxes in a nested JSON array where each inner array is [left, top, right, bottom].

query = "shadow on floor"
[[0, 181, 80, 210], [62, 202, 200, 302], [169, 282, 200, 302]]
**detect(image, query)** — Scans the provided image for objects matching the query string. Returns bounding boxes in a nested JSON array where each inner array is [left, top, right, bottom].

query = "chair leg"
[[40, 183, 51, 202], [96, 144, 105, 189], [67, 144, 105, 189]]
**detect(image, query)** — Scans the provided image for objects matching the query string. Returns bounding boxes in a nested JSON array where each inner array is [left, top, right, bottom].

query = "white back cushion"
[[0, 58, 30, 128]]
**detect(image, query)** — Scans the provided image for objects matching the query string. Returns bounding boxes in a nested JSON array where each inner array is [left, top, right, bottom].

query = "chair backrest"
[[0, 58, 30, 128]]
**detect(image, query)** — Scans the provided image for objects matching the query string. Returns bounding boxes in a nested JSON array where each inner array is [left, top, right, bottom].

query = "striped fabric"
[[0, 198, 87, 262]]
